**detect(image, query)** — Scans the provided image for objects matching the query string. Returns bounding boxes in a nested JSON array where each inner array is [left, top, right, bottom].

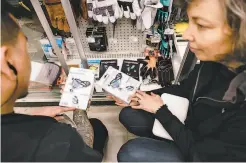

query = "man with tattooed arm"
[[1, 1, 108, 161]]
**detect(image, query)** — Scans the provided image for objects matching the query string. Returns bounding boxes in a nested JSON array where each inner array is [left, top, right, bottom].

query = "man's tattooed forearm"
[[73, 110, 94, 148]]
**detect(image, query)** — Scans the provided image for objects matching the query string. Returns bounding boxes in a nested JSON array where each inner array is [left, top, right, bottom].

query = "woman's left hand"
[[31, 106, 76, 121], [131, 90, 164, 114]]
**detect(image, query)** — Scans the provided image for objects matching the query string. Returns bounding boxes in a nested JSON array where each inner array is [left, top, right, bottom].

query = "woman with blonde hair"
[[115, 0, 246, 161]]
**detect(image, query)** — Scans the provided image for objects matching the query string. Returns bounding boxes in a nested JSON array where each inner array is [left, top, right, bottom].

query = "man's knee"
[[89, 118, 108, 137]]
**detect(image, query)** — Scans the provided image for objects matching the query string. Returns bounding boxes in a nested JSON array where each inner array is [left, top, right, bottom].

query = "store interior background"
[[12, 0, 198, 161]]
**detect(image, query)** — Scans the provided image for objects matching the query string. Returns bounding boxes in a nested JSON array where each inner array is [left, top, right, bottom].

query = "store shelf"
[[16, 0, 195, 107], [15, 90, 114, 107]]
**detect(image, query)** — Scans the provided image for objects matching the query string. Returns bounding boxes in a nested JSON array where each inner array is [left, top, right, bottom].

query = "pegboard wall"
[[72, 18, 146, 59]]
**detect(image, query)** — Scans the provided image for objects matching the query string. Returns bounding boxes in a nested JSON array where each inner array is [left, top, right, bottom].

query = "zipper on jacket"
[[191, 63, 204, 102], [195, 97, 231, 103]]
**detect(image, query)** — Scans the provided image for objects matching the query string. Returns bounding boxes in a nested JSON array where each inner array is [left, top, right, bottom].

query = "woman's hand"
[[31, 106, 75, 121], [131, 90, 164, 114], [107, 95, 139, 107]]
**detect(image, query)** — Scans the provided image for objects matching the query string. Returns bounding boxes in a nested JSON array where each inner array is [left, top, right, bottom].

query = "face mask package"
[[99, 59, 118, 78], [40, 36, 68, 60], [86, 27, 108, 52], [65, 37, 79, 57], [121, 60, 140, 80], [87, 59, 101, 79], [59, 68, 95, 110], [97, 66, 141, 104]]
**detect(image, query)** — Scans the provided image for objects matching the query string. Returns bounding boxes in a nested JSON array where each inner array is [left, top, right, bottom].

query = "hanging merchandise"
[[40, 36, 68, 60], [118, 0, 142, 19], [87, 0, 120, 24], [70, 0, 83, 19], [109, 21, 118, 44], [169, 0, 188, 24], [7, 0, 38, 19], [87, 59, 101, 79], [139, 55, 158, 80], [43, 0, 70, 36], [156, 9, 169, 25], [160, 0, 171, 6], [145, 29, 162, 48], [86, 27, 108, 52], [157, 56, 174, 87], [140, 0, 163, 30], [65, 37, 79, 58], [121, 60, 140, 80], [159, 38, 169, 57], [80, 0, 89, 20], [99, 60, 119, 78]]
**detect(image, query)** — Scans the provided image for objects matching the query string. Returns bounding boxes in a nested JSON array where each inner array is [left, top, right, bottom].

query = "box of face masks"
[[97, 66, 141, 104], [59, 68, 95, 110], [40, 36, 67, 60]]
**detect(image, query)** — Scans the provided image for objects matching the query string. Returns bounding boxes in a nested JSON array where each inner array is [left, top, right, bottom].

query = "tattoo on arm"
[[73, 110, 94, 148]]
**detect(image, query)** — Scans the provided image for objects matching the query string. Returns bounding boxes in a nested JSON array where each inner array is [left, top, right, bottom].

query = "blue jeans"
[[118, 106, 185, 162]]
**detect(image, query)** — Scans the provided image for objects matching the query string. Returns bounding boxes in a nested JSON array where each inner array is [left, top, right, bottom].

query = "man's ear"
[[1, 46, 17, 81]]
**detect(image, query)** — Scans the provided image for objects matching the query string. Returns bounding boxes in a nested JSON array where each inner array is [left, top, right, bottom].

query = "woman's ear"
[[1, 46, 17, 81]]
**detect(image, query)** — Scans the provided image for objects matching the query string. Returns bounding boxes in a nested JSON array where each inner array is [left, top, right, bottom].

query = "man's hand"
[[131, 90, 164, 113], [107, 95, 139, 107], [31, 106, 75, 121]]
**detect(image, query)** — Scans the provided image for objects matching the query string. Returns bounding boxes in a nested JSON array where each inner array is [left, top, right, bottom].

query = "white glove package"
[[87, 0, 121, 24]]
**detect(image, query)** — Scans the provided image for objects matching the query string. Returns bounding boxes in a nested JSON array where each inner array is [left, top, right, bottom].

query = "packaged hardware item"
[[99, 59, 118, 78], [59, 68, 95, 110], [87, 59, 101, 79], [65, 37, 79, 57], [86, 27, 108, 52], [97, 66, 141, 104], [30, 61, 61, 86], [40, 36, 68, 60], [121, 60, 140, 80]]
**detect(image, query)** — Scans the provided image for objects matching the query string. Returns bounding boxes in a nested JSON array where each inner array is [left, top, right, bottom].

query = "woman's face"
[[183, 0, 234, 62]]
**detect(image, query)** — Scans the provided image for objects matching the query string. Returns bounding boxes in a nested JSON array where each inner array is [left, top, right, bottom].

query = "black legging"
[[118, 106, 185, 162], [89, 118, 108, 156]]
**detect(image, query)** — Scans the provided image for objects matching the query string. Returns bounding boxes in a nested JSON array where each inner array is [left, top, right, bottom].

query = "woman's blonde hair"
[[223, 0, 246, 62], [184, 0, 246, 62]]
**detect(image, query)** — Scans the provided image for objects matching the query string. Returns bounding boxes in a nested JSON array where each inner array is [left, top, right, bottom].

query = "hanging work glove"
[[44, 0, 70, 33], [139, 55, 158, 80], [141, 0, 163, 29], [87, 0, 120, 24], [87, 0, 97, 20], [95, 0, 121, 24], [81, 0, 89, 20], [132, 0, 143, 17], [134, 0, 146, 31], [157, 56, 174, 87], [118, 0, 141, 19]]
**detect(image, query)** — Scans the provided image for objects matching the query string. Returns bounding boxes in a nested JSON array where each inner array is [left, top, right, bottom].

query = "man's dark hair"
[[1, 0, 21, 46]]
